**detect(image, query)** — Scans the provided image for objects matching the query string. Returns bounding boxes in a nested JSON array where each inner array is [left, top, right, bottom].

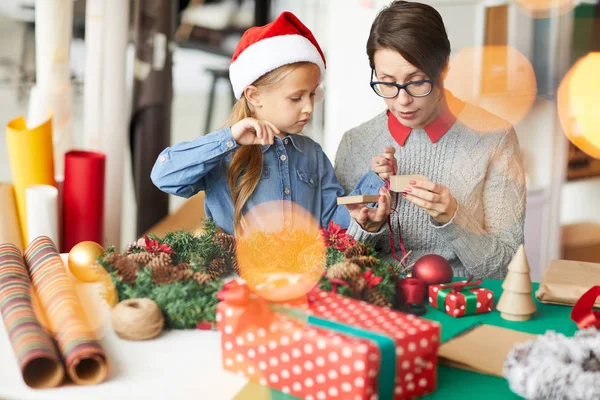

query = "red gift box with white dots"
[[217, 289, 440, 400], [428, 284, 494, 318]]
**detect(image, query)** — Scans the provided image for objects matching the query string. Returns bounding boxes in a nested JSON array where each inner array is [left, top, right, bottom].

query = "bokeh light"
[[235, 201, 326, 302], [558, 52, 600, 158], [514, 0, 575, 18], [445, 45, 537, 131]]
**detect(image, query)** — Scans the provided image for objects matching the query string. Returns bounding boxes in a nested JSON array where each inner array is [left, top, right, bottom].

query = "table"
[[0, 278, 577, 400]]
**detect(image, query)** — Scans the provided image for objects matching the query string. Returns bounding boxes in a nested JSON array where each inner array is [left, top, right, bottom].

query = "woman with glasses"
[[335, 1, 526, 279]]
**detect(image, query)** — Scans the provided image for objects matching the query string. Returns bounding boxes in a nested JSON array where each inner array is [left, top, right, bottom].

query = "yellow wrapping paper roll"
[[6, 117, 56, 244], [0, 183, 23, 250]]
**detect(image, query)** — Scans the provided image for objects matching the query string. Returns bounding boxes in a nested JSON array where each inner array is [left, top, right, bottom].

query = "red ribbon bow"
[[440, 276, 482, 293], [571, 286, 600, 329], [216, 281, 274, 334]]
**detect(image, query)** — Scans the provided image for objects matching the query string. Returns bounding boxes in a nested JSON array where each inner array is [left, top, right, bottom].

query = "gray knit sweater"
[[335, 104, 526, 279]]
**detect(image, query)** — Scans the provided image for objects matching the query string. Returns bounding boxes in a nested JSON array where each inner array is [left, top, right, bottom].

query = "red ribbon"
[[384, 159, 408, 268], [571, 286, 600, 329], [216, 280, 275, 334], [440, 276, 482, 294]]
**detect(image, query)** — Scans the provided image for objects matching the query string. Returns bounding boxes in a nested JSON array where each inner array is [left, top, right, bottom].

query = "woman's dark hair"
[[367, 1, 451, 85]]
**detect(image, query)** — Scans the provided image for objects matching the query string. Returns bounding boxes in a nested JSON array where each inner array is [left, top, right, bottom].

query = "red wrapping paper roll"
[[62, 151, 106, 252]]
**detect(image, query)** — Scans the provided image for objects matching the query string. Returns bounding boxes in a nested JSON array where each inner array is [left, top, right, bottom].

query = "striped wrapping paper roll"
[[24, 236, 109, 385], [0, 243, 64, 388]]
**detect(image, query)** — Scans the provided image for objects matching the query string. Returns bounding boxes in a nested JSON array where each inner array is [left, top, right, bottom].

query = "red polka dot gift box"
[[428, 278, 494, 318], [216, 281, 441, 400]]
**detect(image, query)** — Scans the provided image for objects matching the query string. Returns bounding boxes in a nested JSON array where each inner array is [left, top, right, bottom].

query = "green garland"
[[98, 220, 225, 330], [100, 219, 399, 330]]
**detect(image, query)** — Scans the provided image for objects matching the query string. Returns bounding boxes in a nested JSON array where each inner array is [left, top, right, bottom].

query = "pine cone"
[[174, 262, 191, 272], [174, 269, 195, 281], [114, 257, 139, 282], [362, 287, 391, 308], [127, 252, 153, 264], [213, 232, 236, 254], [349, 256, 378, 270], [149, 255, 173, 270], [104, 252, 120, 264], [326, 262, 361, 281], [151, 264, 176, 285], [206, 258, 226, 279], [156, 251, 173, 264], [344, 243, 370, 259], [193, 272, 212, 285], [351, 276, 367, 294]]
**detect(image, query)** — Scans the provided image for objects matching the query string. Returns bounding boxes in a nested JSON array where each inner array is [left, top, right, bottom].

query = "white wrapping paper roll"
[[32, 0, 74, 177], [34, 0, 73, 86], [25, 185, 59, 246], [83, 0, 129, 249], [83, 0, 104, 149]]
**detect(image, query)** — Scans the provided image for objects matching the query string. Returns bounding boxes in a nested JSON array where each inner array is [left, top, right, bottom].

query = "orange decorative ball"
[[68, 241, 106, 282]]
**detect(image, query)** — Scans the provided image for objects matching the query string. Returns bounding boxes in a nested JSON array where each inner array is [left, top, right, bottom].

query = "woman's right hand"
[[231, 118, 280, 146], [371, 146, 398, 180]]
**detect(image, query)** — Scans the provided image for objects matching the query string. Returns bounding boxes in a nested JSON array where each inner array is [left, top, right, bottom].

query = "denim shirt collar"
[[261, 134, 305, 154]]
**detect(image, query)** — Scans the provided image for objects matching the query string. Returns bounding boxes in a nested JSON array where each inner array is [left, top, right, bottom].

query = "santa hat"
[[229, 11, 326, 99]]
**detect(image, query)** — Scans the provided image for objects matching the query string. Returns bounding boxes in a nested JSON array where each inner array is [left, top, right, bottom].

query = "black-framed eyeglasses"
[[370, 69, 434, 98]]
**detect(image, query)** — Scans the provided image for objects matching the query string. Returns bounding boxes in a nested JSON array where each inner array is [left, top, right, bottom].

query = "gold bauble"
[[68, 241, 106, 282]]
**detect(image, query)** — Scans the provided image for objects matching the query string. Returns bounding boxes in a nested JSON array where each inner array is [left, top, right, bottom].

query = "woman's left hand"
[[402, 179, 457, 224]]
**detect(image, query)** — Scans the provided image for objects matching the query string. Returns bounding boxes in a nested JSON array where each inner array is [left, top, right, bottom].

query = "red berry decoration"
[[412, 254, 453, 286]]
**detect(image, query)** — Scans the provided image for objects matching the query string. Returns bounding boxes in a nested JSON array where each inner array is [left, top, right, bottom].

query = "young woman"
[[151, 11, 391, 235], [335, 1, 526, 279]]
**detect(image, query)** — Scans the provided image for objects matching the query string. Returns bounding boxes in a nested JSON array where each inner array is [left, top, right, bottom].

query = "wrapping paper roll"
[[84, 0, 129, 249], [63, 151, 105, 252], [24, 237, 109, 385], [32, 0, 74, 177], [26, 185, 60, 247], [0, 243, 65, 388], [34, 0, 73, 87], [130, 0, 176, 237], [6, 117, 56, 245], [28, 83, 73, 178], [0, 184, 23, 251]]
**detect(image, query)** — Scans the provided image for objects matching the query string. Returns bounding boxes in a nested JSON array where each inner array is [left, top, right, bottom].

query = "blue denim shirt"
[[151, 127, 367, 234]]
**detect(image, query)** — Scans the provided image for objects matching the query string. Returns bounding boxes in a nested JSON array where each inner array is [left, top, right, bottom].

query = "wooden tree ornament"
[[497, 245, 537, 321]]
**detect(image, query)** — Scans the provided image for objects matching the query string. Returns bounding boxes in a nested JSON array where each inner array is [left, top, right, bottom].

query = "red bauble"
[[412, 254, 453, 286]]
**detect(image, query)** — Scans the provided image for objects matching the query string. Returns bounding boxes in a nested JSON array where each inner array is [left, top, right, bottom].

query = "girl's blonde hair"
[[225, 62, 313, 234]]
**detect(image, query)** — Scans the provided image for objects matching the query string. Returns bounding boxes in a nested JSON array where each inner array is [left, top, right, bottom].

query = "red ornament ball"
[[412, 254, 453, 286]]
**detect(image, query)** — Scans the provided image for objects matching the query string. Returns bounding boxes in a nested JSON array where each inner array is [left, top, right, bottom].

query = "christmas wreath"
[[99, 220, 402, 330]]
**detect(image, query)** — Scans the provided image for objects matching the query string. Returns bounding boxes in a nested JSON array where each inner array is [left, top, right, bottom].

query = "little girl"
[[151, 12, 390, 235]]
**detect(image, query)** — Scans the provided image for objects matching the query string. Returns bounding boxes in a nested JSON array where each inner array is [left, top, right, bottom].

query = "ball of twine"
[[111, 298, 164, 341]]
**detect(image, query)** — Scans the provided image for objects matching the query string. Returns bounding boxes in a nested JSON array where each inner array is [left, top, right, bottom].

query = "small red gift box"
[[429, 279, 494, 318], [217, 282, 440, 399]]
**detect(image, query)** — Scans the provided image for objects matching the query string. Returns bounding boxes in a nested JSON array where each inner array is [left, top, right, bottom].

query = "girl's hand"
[[402, 179, 457, 224], [231, 118, 280, 146], [345, 187, 392, 232], [371, 146, 398, 180]]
